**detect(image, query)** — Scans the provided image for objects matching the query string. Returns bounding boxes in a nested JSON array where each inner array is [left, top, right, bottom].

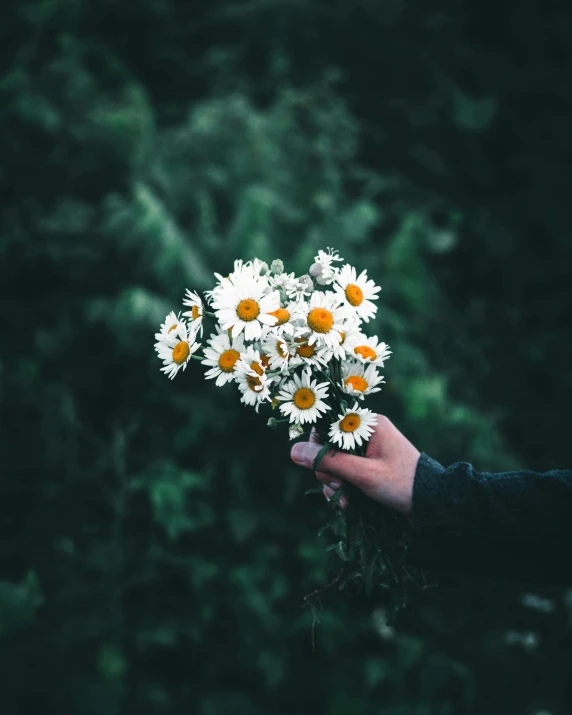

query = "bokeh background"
[[3, 1, 572, 713]]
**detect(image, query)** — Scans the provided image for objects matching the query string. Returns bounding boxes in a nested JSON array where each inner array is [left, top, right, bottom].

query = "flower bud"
[[289, 424, 304, 440], [267, 417, 279, 430], [258, 261, 269, 276], [270, 259, 284, 275], [309, 263, 323, 278]]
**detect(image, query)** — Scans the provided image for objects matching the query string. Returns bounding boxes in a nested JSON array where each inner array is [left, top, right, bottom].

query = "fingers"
[[289, 427, 326, 466], [290, 440, 322, 468], [314, 448, 376, 491], [323, 484, 335, 499], [316, 470, 342, 490], [291, 438, 376, 491], [289, 429, 352, 510], [323, 484, 348, 509]]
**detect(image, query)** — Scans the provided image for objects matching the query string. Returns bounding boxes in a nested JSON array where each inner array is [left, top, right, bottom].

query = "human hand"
[[290, 415, 420, 517]]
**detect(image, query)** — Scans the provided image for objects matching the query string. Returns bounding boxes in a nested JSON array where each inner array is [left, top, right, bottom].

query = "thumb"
[[290, 440, 323, 468], [290, 440, 374, 491]]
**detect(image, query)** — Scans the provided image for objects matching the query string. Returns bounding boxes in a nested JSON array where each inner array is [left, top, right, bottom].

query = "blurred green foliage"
[[2, 1, 572, 714]]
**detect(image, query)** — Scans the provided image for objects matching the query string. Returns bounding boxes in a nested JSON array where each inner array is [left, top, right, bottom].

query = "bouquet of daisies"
[[155, 249, 417, 609]]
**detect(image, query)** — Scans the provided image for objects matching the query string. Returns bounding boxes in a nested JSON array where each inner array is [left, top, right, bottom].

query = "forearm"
[[406, 453, 572, 583]]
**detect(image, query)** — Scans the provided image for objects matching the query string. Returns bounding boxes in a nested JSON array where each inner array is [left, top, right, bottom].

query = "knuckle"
[[376, 414, 391, 429]]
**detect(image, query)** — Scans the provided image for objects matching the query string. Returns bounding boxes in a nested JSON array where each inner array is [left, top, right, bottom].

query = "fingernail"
[[328, 481, 341, 490], [291, 441, 321, 467]]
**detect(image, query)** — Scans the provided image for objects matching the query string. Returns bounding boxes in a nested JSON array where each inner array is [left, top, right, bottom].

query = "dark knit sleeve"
[[406, 453, 572, 583]]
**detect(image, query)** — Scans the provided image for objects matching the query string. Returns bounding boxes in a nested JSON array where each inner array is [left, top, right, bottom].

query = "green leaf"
[[312, 442, 334, 472], [304, 486, 324, 496]]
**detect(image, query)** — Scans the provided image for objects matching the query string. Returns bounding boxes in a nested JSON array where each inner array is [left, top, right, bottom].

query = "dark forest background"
[[2, 1, 572, 713]]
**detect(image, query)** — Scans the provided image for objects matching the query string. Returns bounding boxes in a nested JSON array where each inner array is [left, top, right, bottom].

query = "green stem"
[[318, 367, 346, 406]]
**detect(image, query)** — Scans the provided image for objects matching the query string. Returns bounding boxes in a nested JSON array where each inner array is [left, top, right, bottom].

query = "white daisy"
[[329, 403, 378, 450], [203, 288, 217, 307], [288, 335, 331, 369], [309, 248, 343, 286], [276, 369, 330, 424], [155, 320, 200, 380], [182, 289, 205, 337], [272, 372, 291, 393], [341, 359, 385, 399], [350, 335, 392, 366], [204, 277, 228, 306], [333, 264, 381, 322], [336, 318, 363, 358], [214, 259, 247, 283], [260, 302, 297, 339], [249, 257, 269, 277], [155, 311, 186, 344], [201, 329, 246, 386], [215, 258, 269, 286], [206, 259, 254, 305], [211, 273, 280, 341], [293, 290, 348, 356], [262, 334, 293, 373], [234, 347, 272, 411]]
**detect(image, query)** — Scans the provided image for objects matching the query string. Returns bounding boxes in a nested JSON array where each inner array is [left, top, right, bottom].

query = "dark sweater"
[[407, 453, 572, 583]]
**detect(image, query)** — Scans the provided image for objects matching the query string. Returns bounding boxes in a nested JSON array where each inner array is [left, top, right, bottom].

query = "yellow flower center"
[[247, 375, 262, 391], [269, 307, 290, 325], [340, 413, 361, 432], [168, 323, 178, 333], [250, 361, 264, 376], [307, 307, 334, 334], [344, 375, 368, 393], [295, 338, 315, 358], [247, 361, 264, 391], [236, 298, 260, 322], [191, 305, 201, 321], [260, 354, 270, 369], [218, 349, 240, 372], [293, 387, 316, 410], [277, 341, 288, 359], [354, 345, 377, 361], [338, 331, 345, 344], [345, 284, 364, 307], [172, 341, 190, 365]]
